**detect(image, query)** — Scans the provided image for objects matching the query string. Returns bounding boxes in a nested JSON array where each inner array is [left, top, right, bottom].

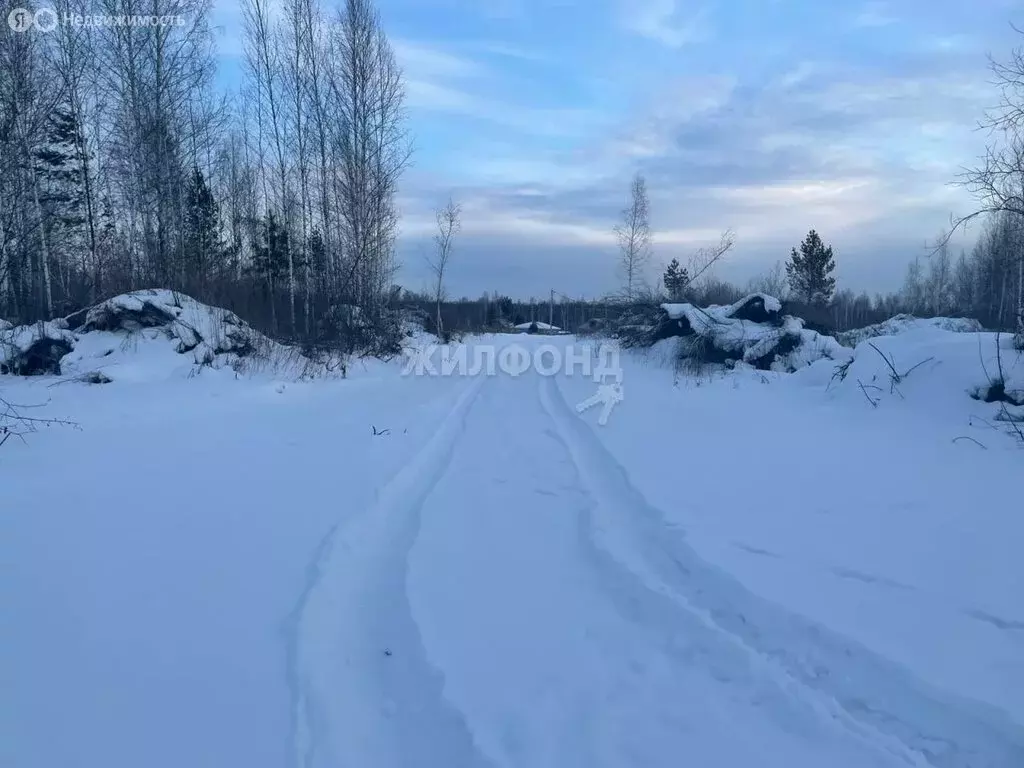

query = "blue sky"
[[213, 0, 1023, 299]]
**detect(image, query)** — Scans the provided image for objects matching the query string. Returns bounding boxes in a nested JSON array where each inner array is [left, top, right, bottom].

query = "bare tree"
[[747, 259, 787, 298], [614, 173, 651, 302], [952, 26, 1024, 338], [243, 0, 294, 333], [0, 14, 61, 320], [925, 236, 954, 315], [956, 29, 1024, 225], [51, 0, 101, 305], [328, 0, 410, 316], [283, 0, 316, 335], [429, 197, 461, 338]]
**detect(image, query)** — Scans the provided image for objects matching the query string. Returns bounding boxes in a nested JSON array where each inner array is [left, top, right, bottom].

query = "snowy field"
[[3, 310, 1024, 767]]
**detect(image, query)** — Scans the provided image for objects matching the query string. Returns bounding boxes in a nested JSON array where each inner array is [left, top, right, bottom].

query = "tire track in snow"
[[288, 375, 493, 768], [538, 374, 1024, 768], [409, 373, 905, 767]]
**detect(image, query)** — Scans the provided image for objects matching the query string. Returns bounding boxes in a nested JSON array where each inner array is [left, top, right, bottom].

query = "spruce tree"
[[252, 211, 291, 311], [183, 168, 223, 292], [786, 229, 836, 305], [663, 258, 689, 301], [35, 106, 90, 306]]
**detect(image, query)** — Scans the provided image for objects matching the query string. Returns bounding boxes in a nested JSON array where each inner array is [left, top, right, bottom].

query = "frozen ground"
[[2, 325, 1023, 768]]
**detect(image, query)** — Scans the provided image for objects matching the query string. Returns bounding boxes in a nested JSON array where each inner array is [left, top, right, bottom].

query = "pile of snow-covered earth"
[[633, 300, 1023, 431], [0, 319, 76, 376], [639, 293, 850, 373], [837, 313, 984, 347], [0, 289, 342, 383]]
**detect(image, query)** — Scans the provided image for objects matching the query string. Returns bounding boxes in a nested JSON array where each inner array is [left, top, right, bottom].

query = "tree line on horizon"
[[1, 2, 1022, 345]]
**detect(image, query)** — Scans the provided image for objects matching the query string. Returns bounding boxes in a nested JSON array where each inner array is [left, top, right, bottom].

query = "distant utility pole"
[[550, 289, 555, 328]]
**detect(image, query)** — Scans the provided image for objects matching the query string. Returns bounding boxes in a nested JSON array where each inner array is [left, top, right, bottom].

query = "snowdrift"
[[1, 289, 341, 382], [796, 324, 1024, 436], [838, 314, 983, 348], [620, 293, 850, 373]]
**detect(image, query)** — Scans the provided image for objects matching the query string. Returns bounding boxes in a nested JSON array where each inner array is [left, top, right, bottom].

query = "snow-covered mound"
[[0, 319, 76, 375], [796, 325, 1024, 434], [2, 289, 341, 382], [626, 293, 848, 373], [69, 289, 267, 364], [838, 314, 983, 348], [515, 321, 561, 332]]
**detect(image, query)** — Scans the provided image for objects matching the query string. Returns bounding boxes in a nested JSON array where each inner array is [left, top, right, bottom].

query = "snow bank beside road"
[[838, 314, 984, 348], [1, 289, 344, 382]]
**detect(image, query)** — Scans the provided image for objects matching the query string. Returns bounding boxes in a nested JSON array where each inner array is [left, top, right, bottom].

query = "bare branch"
[[952, 436, 988, 449], [1, 394, 79, 451], [858, 379, 881, 408], [687, 229, 735, 288]]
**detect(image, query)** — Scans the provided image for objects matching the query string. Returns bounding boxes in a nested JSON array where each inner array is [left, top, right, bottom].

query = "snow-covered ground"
[[2, 318, 1023, 767]]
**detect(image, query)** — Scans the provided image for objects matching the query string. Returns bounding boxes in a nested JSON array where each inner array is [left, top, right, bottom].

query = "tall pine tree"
[[786, 229, 836, 305]]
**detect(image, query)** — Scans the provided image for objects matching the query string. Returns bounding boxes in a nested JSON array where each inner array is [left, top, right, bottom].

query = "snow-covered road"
[[4, 334, 1024, 767], [290, 346, 1023, 768]]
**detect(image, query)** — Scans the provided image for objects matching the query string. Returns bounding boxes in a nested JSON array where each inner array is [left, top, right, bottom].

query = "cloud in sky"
[[851, 1, 899, 29], [622, 0, 712, 48], [214, 0, 1021, 298]]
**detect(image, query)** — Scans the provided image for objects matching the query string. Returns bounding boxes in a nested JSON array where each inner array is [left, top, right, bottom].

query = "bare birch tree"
[[0, 15, 60, 319], [51, 0, 102, 304], [429, 198, 461, 338], [614, 173, 651, 301], [328, 0, 410, 316], [243, 0, 295, 333]]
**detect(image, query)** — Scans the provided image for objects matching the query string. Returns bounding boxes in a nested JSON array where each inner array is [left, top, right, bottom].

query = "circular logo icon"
[[7, 7, 34, 31], [33, 7, 58, 32]]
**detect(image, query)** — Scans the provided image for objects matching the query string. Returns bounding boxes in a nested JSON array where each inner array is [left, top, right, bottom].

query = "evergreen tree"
[[252, 210, 291, 316], [35, 105, 90, 309], [35, 107, 86, 226], [182, 168, 223, 291], [485, 295, 514, 326], [663, 258, 689, 301], [786, 229, 836, 305]]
